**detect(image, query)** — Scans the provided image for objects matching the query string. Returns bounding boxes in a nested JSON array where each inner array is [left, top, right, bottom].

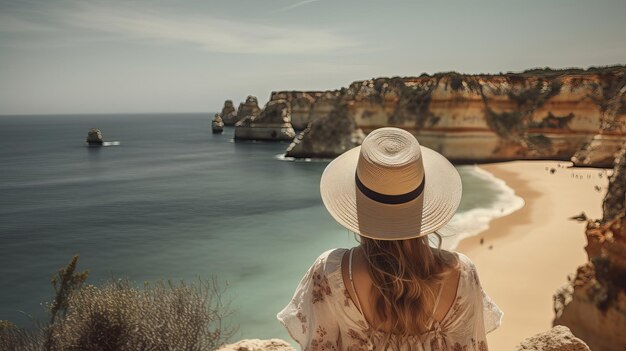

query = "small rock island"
[[85, 128, 104, 146], [212, 114, 224, 134]]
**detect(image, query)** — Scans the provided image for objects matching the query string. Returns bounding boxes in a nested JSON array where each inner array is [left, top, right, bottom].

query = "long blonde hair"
[[357, 232, 458, 342]]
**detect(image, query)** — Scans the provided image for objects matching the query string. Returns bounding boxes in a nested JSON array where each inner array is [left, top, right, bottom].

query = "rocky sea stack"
[[85, 128, 104, 146], [234, 99, 296, 141], [220, 100, 238, 126], [212, 114, 224, 134], [235, 95, 261, 125]]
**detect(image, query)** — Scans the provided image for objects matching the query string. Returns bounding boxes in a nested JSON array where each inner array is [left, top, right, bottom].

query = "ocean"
[[0, 113, 522, 343]]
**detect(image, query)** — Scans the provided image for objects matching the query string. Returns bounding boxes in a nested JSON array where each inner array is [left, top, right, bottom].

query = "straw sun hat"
[[320, 127, 462, 240]]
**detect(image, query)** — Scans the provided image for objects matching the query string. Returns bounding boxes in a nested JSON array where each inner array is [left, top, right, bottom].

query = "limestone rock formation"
[[514, 326, 590, 351], [233, 96, 261, 126], [229, 66, 626, 165], [553, 145, 626, 351], [602, 143, 626, 222], [234, 99, 296, 141], [215, 338, 295, 351], [85, 128, 104, 146], [270, 91, 324, 130], [220, 100, 239, 126], [212, 114, 224, 134], [571, 72, 626, 167], [285, 100, 365, 158]]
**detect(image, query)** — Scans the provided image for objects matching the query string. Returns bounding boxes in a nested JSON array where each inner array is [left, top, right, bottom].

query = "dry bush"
[[0, 320, 42, 351], [45, 277, 236, 351], [1, 266, 236, 351]]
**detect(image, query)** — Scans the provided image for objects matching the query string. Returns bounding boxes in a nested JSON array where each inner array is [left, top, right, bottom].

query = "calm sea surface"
[[0, 113, 511, 342]]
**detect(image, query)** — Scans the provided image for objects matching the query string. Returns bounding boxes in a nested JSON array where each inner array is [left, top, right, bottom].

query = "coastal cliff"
[[274, 66, 626, 166], [234, 99, 296, 141], [553, 143, 626, 350], [269, 91, 325, 131]]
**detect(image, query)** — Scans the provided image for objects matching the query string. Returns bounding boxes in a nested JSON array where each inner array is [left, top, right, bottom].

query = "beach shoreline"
[[457, 160, 610, 350]]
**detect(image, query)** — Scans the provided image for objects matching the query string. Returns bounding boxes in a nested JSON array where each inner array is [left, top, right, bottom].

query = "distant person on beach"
[[277, 127, 502, 350]]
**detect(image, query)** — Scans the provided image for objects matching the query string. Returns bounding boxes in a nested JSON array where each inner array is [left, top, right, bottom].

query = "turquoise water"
[[0, 113, 513, 342]]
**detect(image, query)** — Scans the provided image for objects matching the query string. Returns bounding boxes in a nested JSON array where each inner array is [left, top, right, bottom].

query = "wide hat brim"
[[320, 145, 462, 240]]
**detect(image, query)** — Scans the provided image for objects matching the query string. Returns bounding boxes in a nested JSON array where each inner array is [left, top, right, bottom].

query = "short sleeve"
[[276, 251, 340, 350], [467, 257, 503, 334], [481, 282, 503, 334], [445, 253, 503, 346]]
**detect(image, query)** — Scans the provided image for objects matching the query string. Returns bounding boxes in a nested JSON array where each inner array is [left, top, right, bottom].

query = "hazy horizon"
[[1, 0, 625, 115]]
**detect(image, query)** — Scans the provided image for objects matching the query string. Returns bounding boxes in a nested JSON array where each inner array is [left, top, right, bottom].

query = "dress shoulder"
[[450, 251, 503, 334], [276, 248, 346, 349]]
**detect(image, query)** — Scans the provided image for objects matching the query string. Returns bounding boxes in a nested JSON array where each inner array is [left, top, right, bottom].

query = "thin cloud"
[[1, 0, 355, 55], [273, 0, 322, 13], [0, 13, 55, 33]]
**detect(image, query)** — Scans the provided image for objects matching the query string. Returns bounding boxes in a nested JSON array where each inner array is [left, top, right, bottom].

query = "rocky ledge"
[[217, 326, 589, 351], [553, 143, 626, 351], [234, 99, 296, 141], [216, 339, 295, 351], [226, 66, 625, 166]]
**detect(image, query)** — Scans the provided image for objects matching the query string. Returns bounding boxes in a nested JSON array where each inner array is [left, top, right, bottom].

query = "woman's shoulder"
[[309, 248, 348, 275], [438, 250, 481, 292], [444, 250, 476, 271]]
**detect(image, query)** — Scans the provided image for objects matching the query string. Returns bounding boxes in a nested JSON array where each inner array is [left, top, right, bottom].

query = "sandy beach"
[[456, 160, 611, 349]]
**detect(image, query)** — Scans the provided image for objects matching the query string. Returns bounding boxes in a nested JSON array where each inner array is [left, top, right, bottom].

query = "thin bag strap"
[[349, 247, 365, 315]]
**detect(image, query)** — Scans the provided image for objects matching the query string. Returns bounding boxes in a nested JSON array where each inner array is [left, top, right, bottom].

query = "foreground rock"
[[228, 66, 626, 165], [220, 100, 239, 125], [215, 339, 295, 351], [85, 128, 104, 146], [514, 326, 590, 351], [219, 330, 591, 351], [212, 114, 224, 134], [234, 99, 296, 141], [553, 145, 626, 351]]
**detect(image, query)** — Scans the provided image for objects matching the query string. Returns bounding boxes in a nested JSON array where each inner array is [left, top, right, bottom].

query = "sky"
[[0, 0, 625, 115]]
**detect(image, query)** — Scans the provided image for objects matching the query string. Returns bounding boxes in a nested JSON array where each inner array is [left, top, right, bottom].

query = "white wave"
[[440, 165, 525, 250], [274, 153, 331, 162]]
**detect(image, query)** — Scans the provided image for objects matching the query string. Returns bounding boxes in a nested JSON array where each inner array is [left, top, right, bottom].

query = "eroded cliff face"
[[553, 145, 626, 351], [285, 90, 365, 158], [270, 91, 325, 131], [234, 99, 296, 141], [278, 66, 626, 166]]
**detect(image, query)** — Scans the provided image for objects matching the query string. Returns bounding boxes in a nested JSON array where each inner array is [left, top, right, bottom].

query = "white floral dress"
[[277, 248, 503, 351]]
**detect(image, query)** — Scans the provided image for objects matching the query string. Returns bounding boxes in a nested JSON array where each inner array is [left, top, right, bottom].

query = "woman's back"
[[342, 246, 462, 335], [277, 248, 502, 351]]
